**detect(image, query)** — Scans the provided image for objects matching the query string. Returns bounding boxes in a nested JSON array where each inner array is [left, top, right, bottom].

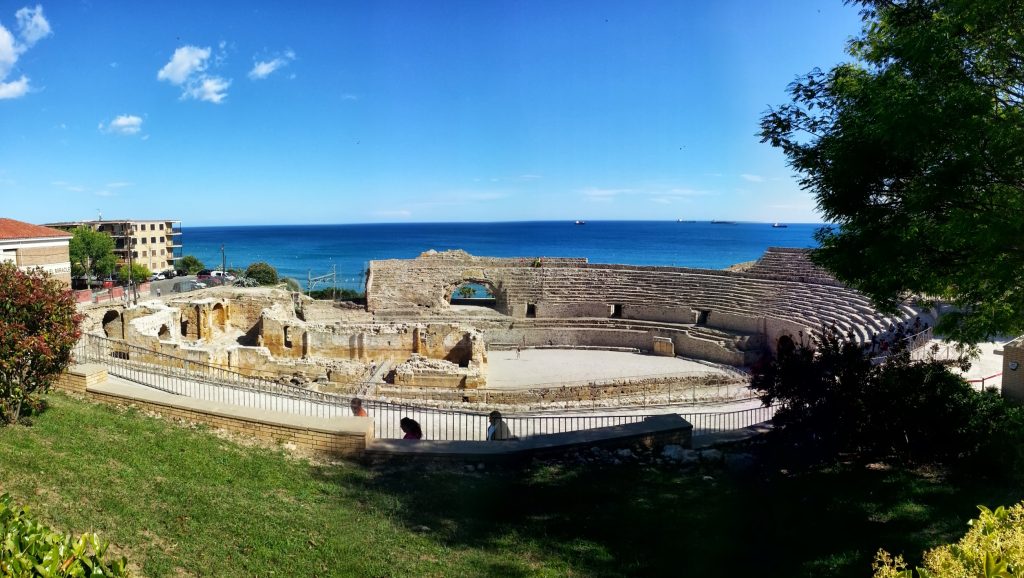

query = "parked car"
[[150, 273, 166, 281], [197, 269, 213, 281], [162, 269, 177, 279]]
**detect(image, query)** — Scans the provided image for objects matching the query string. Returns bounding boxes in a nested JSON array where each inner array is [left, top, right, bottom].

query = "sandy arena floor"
[[485, 349, 733, 389]]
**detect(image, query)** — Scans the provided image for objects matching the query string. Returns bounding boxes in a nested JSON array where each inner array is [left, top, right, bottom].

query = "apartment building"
[[46, 219, 182, 273], [0, 218, 73, 286]]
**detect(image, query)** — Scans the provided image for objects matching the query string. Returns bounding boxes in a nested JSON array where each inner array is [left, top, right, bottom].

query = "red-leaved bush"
[[0, 262, 81, 424]]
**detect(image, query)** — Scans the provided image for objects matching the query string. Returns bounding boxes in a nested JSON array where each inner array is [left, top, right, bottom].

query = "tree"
[[118, 263, 151, 284], [178, 255, 204, 274], [0, 262, 81, 424], [760, 0, 1024, 343], [245, 261, 278, 286], [458, 285, 475, 298], [68, 226, 116, 279]]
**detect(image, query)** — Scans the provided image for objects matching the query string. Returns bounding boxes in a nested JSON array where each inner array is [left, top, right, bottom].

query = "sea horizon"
[[178, 221, 825, 291]]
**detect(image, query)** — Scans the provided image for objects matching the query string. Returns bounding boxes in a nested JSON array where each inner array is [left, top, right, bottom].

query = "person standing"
[[486, 410, 514, 441]]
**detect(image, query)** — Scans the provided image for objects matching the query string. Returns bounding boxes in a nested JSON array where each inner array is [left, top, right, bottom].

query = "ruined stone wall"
[[367, 250, 906, 339], [622, 305, 694, 324]]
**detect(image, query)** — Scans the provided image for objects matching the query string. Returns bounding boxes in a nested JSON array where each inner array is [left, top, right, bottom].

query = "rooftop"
[[0, 218, 73, 241]]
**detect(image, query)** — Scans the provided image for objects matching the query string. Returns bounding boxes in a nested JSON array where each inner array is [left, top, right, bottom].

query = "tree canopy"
[[760, 0, 1024, 343], [68, 226, 116, 279], [245, 261, 278, 286], [118, 263, 151, 284], [178, 255, 204, 274]]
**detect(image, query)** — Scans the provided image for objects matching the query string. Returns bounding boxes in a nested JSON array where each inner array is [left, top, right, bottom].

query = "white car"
[[150, 273, 166, 281]]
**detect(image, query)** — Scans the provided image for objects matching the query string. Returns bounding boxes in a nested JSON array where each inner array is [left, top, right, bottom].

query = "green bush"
[[177, 255, 204, 274], [307, 288, 364, 301], [117, 263, 150, 284], [0, 493, 129, 577], [874, 503, 1024, 578], [752, 327, 1024, 466], [244, 262, 278, 286]]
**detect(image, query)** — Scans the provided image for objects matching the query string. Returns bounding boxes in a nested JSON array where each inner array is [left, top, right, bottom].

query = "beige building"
[[47, 219, 182, 273], [0, 218, 73, 286]]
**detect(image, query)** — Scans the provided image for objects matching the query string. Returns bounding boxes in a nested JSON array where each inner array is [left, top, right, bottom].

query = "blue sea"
[[181, 221, 824, 290]]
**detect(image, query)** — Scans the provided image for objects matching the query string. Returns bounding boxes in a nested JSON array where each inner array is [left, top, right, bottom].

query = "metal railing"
[[72, 334, 777, 441]]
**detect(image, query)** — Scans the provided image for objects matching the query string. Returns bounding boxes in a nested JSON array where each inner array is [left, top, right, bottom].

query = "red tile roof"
[[0, 218, 73, 240]]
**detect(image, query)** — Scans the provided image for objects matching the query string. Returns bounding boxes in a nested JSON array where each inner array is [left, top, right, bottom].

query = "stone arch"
[[101, 309, 121, 339], [447, 279, 500, 311], [158, 324, 171, 341], [212, 303, 226, 330]]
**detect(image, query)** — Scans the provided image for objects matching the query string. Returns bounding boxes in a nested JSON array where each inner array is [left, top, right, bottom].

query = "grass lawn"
[[0, 392, 1022, 577]]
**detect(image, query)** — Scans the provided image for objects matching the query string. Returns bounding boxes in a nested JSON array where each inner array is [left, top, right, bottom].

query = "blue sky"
[[0, 1, 862, 226]]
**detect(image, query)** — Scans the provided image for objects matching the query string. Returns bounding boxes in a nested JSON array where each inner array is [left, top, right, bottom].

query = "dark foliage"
[[753, 327, 1024, 468]]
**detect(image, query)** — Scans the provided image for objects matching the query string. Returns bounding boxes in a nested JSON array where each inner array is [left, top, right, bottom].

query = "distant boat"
[[574, 220, 586, 225], [710, 220, 737, 225], [772, 223, 788, 228]]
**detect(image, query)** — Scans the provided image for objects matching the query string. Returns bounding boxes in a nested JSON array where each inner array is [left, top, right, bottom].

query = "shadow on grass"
[[311, 452, 1024, 578]]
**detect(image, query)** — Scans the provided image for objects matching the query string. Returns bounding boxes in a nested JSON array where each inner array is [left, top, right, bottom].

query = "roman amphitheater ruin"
[[78, 247, 926, 415]]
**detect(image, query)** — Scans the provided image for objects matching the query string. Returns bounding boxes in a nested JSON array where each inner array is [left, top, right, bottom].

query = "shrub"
[[307, 288, 364, 301], [0, 262, 81, 424], [245, 262, 278, 286], [0, 493, 129, 576], [232, 276, 260, 288], [177, 255, 204, 274], [874, 503, 1024, 578], [752, 326, 1024, 466], [117, 263, 150, 284]]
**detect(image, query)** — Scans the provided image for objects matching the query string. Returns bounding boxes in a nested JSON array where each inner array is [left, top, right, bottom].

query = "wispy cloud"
[[741, 173, 766, 183], [340, 93, 359, 101], [99, 114, 143, 135], [106, 181, 133, 189], [157, 44, 230, 103], [581, 186, 712, 203], [0, 5, 52, 99], [372, 209, 411, 218], [248, 49, 295, 80]]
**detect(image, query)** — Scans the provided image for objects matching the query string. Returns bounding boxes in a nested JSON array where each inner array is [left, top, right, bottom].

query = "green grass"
[[0, 393, 1022, 577]]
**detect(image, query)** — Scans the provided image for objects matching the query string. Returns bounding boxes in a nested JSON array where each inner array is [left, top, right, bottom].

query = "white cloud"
[[0, 24, 16, 79], [741, 174, 766, 183], [248, 50, 295, 80], [99, 114, 143, 135], [0, 5, 52, 100], [0, 75, 28, 98], [15, 5, 51, 47], [184, 76, 230, 103], [157, 45, 209, 84], [106, 181, 133, 188], [340, 93, 359, 101], [158, 45, 230, 103]]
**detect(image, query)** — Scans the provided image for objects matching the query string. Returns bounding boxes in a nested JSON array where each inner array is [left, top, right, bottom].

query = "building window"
[[160, 223, 164, 230], [151, 237, 156, 243], [160, 236, 164, 242], [141, 237, 147, 244], [161, 249, 165, 255], [132, 251, 138, 258], [142, 251, 147, 257]]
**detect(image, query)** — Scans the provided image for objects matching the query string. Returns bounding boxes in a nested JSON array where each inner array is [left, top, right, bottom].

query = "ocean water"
[[181, 221, 824, 290]]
